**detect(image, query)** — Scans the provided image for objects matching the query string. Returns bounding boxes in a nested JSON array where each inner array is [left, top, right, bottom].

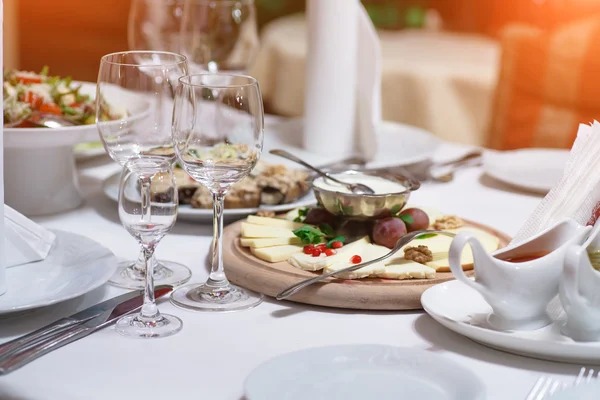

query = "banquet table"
[[0, 148, 590, 399], [250, 14, 500, 147]]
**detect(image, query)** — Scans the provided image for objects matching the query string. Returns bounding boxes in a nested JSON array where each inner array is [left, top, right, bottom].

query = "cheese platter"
[[223, 207, 510, 310]]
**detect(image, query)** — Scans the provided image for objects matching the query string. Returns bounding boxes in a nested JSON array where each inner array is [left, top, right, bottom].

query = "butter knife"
[[0, 285, 173, 375]]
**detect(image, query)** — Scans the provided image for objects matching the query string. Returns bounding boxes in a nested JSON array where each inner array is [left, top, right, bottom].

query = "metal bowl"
[[310, 169, 420, 220]]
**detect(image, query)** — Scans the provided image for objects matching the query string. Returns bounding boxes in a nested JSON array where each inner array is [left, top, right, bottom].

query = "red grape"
[[399, 208, 430, 232], [304, 208, 337, 226], [372, 217, 407, 249]]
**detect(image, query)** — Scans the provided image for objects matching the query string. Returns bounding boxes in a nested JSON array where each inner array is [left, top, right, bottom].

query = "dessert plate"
[[244, 344, 485, 400], [548, 381, 600, 399], [265, 118, 439, 169], [421, 280, 600, 364], [0, 230, 118, 315], [103, 172, 317, 223], [482, 149, 569, 194]]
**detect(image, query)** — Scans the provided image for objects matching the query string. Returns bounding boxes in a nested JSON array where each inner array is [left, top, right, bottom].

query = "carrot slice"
[[39, 103, 62, 115]]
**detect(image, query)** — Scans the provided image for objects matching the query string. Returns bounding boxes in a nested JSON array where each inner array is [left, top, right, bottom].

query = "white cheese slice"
[[241, 223, 296, 238], [288, 236, 371, 271], [383, 227, 499, 272], [323, 244, 390, 279], [377, 260, 436, 280], [246, 215, 306, 229], [251, 245, 304, 263], [240, 237, 302, 248]]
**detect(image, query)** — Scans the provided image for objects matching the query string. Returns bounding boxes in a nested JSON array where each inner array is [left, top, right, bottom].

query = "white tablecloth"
[[0, 154, 586, 399], [250, 14, 500, 146]]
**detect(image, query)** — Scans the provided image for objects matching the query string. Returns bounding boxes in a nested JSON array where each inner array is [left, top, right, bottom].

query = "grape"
[[372, 217, 407, 249], [304, 207, 337, 226], [399, 208, 430, 232]]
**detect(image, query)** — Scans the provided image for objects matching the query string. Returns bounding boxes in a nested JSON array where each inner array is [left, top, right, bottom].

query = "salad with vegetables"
[[3, 67, 116, 127]]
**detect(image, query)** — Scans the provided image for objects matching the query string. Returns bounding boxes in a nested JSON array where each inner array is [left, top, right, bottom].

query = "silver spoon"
[[276, 230, 456, 300], [269, 149, 375, 194]]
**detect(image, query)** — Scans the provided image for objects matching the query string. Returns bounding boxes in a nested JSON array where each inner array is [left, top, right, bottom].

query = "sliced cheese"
[[241, 223, 296, 238], [241, 237, 302, 248], [323, 244, 390, 279], [246, 215, 306, 229], [251, 245, 304, 263], [383, 227, 500, 272], [377, 260, 436, 280], [288, 236, 371, 271]]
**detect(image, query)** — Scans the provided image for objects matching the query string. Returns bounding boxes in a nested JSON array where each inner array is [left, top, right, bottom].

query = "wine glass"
[[179, 0, 259, 74], [116, 157, 182, 338], [128, 0, 184, 53], [96, 50, 192, 289], [171, 73, 264, 311]]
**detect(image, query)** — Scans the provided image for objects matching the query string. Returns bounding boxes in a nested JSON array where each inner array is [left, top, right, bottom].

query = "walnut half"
[[404, 245, 433, 264], [433, 215, 464, 230]]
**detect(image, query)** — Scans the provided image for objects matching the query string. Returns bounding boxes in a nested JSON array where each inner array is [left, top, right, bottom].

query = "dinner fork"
[[525, 368, 599, 399]]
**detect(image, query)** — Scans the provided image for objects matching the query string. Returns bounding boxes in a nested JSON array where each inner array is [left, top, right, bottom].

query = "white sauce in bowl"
[[313, 173, 406, 194]]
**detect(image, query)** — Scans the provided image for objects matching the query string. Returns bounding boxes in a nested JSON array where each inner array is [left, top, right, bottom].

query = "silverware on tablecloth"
[[270, 149, 376, 194], [276, 230, 456, 300], [525, 367, 599, 399], [0, 285, 173, 375]]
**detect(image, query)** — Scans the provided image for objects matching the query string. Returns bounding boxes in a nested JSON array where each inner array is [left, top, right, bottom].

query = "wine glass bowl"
[[116, 157, 182, 338], [180, 0, 259, 74], [128, 0, 185, 52], [171, 73, 264, 312]]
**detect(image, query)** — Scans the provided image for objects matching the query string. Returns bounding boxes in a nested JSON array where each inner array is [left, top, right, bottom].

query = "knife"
[[0, 285, 173, 375]]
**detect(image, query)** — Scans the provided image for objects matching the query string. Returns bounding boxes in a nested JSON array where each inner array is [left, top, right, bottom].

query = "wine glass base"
[[115, 313, 183, 339], [109, 260, 192, 290], [170, 283, 263, 312]]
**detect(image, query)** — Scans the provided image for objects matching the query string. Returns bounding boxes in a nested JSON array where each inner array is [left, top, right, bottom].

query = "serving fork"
[[525, 367, 599, 399]]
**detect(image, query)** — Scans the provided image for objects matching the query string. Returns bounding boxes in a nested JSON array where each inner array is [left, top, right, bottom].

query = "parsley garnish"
[[293, 207, 310, 223], [415, 233, 437, 240], [398, 214, 414, 224], [319, 223, 335, 238], [292, 226, 324, 244]]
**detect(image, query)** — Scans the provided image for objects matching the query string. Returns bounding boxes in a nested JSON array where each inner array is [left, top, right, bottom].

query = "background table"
[[250, 14, 500, 146], [0, 147, 589, 400]]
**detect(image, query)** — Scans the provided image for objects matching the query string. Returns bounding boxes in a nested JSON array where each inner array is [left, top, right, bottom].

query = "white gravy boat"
[[560, 219, 600, 341], [449, 219, 591, 331]]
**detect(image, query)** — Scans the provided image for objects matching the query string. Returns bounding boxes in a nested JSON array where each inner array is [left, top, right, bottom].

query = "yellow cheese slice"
[[377, 260, 436, 279], [383, 227, 499, 272], [241, 237, 302, 248], [288, 236, 371, 272], [241, 223, 296, 238], [251, 245, 304, 263], [246, 215, 306, 229]]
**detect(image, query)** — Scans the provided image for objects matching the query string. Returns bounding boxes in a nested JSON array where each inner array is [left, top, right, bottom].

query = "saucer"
[[422, 280, 600, 364], [244, 344, 485, 400]]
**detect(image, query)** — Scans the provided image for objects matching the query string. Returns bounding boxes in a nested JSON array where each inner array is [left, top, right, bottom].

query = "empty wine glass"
[[116, 157, 182, 338], [171, 73, 264, 312], [180, 0, 259, 74], [96, 50, 192, 289], [128, 0, 184, 53]]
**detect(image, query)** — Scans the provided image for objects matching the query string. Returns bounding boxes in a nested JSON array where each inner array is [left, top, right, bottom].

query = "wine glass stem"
[[140, 246, 160, 320], [207, 191, 229, 288]]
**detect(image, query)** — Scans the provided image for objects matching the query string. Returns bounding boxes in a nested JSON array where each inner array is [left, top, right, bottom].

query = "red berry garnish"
[[351, 255, 362, 264], [317, 244, 327, 251], [325, 249, 336, 257], [303, 244, 315, 254], [331, 241, 343, 249], [312, 248, 322, 257]]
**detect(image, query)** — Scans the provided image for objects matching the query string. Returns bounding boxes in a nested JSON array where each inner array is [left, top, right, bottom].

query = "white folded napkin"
[[303, 0, 381, 161], [5, 205, 56, 267], [511, 121, 600, 244]]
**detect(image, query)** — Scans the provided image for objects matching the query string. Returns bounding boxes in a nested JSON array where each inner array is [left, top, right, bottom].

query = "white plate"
[[0, 230, 118, 315], [244, 344, 485, 400], [548, 381, 600, 399], [263, 118, 439, 169], [482, 149, 569, 194], [102, 172, 317, 223], [74, 142, 106, 161], [421, 280, 600, 364]]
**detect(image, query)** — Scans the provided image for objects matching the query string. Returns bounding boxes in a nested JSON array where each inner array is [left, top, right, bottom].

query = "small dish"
[[547, 381, 600, 399], [244, 344, 485, 400], [310, 169, 420, 220]]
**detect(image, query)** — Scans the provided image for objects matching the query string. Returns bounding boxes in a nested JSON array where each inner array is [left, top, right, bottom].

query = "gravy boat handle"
[[562, 245, 589, 311], [448, 231, 492, 297]]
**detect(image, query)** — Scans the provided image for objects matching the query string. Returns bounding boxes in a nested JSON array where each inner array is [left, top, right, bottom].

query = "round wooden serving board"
[[223, 218, 511, 310]]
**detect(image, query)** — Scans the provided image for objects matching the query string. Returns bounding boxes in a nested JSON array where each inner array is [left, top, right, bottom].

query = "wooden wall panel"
[[16, 0, 131, 81]]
